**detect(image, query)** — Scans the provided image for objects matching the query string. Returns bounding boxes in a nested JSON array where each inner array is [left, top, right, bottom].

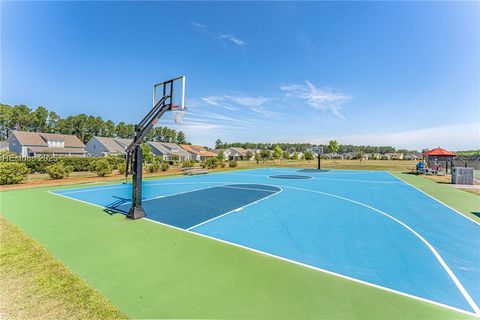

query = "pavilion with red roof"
[[423, 147, 457, 174]]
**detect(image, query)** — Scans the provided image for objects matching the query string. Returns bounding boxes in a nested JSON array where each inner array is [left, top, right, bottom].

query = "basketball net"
[[171, 105, 186, 124]]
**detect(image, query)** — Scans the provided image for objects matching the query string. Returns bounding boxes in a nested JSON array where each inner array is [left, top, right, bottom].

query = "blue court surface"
[[52, 168, 480, 315]]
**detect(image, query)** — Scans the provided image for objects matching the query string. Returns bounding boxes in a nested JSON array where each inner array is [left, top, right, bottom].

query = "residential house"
[[246, 148, 261, 161], [85, 136, 133, 157], [224, 147, 248, 161], [147, 142, 191, 162], [404, 153, 422, 161], [8, 130, 86, 157], [289, 151, 304, 160], [385, 153, 404, 160], [325, 153, 344, 160], [209, 149, 225, 156], [180, 144, 217, 161], [0, 141, 8, 152]]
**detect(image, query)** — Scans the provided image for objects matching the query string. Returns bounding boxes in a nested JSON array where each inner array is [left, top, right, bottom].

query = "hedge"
[[0, 162, 29, 185]]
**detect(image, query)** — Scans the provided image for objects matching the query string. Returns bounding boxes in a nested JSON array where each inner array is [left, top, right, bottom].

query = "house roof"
[[209, 149, 225, 155], [94, 136, 132, 154], [147, 142, 170, 155], [230, 147, 248, 156], [27, 146, 86, 154], [148, 142, 191, 156], [423, 147, 456, 157], [180, 144, 217, 157], [11, 130, 85, 148], [161, 143, 191, 156]]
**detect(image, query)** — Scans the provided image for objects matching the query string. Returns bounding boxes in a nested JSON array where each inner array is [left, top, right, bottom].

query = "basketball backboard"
[[312, 146, 324, 155], [152, 75, 185, 110]]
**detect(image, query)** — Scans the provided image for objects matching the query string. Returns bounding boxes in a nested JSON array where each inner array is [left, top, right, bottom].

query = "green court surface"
[[0, 172, 477, 319]]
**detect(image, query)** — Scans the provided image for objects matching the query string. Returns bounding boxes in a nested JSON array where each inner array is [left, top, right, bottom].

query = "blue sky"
[[1, 1, 479, 150]]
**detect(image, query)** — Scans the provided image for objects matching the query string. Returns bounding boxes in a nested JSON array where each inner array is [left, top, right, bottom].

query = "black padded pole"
[[127, 146, 145, 219]]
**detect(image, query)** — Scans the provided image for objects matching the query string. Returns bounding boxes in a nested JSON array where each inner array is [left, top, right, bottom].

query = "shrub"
[[60, 157, 93, 172], [25, 156, 59, 173], [181, 160, 196, 168], [118, 163, 126, 175], [228, 160, 238, 168], [147, 162, 160, 173], [90, 159, 113, 177], [160, 162, 170, 172], [0, 162, 29, 185], [202, 157, 220, 169], [47, 162, 73, 179], [220, 162, 226, 168]]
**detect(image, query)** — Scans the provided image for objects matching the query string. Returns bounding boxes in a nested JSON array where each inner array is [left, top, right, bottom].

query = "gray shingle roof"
[[11, 130, 85, 148]]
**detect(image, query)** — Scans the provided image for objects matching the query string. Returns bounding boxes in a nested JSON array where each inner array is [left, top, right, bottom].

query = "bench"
[[182, 167, 209, 175]]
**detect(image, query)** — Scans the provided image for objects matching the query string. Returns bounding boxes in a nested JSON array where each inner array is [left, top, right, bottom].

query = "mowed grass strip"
[[1, 186, 476, 319], [0, 216, 127, 320]]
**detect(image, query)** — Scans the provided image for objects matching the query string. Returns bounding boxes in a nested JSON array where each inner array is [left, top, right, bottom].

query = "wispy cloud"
[[219, 33, 246, 47], [224, 95, 270, 107], [190, 21, 206, 28], [280, 81, 350, 119], [201, 96, 224, 106]]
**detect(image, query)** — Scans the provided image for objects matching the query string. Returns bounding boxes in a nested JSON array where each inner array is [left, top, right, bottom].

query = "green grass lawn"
[[0, 169, 477, 319]]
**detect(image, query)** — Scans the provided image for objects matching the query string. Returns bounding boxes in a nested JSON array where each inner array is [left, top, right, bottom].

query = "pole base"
[[126, 205, 146, 220]]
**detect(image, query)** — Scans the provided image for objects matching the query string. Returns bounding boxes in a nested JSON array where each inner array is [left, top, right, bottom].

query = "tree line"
[[0, 103, 188, 144], [215, 139, 419, 154]]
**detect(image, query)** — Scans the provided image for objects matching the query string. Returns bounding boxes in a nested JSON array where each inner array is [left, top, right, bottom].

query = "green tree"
[[47, 111, 60, 133], [304, 151, 314, 161], [115, 122, 128, 138], [273, 144, 283, 160], [215, 139, 223, 149], [282, 151, 290, 160], [141, 143, 154, 164], [245, 150, 253, 160], [358, 151, 365, 162], [0, 104, 13, 139], [176, 131, 187, 144], [30, 106, 49, 132], [329, 140, 340, 162], [12, 105, 32, 131], [254, 153, 261, 164], [260, 149, 270, 163], [216, 150, 225, 162], [103, 120, 116, 137]]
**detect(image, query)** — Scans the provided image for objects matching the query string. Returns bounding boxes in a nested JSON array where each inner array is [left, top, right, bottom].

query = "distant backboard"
[[152, 76, 185, 110], [312, 146, 324, 155]]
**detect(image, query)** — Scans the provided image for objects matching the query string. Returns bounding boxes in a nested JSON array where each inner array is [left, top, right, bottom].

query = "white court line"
[[48, 179, 479, 316], [186, 186, 283, 230], [386, 171, 480, 226], [142, 211, 478, 317], [226, 172, 403, 185], [218, 185, 279, 193], [275, 185, 480, 315]]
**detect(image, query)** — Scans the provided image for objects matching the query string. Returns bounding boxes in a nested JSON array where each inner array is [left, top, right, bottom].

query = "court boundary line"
[[386, 171, 480, 226], [48, 182, 478, 316], [141, 220, 478, 317], [277, 185, 479, 315], [227, 172, 403, 185], [186, 186, 283, 230]]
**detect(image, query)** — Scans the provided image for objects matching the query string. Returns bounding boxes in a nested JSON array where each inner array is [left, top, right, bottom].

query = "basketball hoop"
[[171, 105, 186, 124]]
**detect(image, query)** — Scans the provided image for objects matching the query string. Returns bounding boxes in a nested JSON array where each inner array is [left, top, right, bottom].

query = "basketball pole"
[[124, 76, 185, 219], [317, 154, 321, 170]]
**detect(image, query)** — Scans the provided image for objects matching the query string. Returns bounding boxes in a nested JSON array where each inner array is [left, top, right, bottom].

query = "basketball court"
[[51, 168, 480, 316]]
